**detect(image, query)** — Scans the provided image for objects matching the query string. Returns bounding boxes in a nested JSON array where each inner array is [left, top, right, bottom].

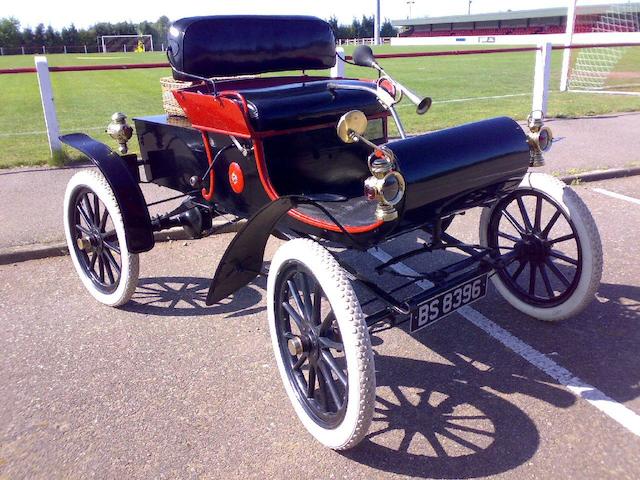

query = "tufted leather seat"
[[238, 79, 386, 132]]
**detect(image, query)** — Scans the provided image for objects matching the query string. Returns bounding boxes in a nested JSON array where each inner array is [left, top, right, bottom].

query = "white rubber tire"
[[479, 172, 602, 321], [267, 239, 376, 450], [63, 169, 139, 307]]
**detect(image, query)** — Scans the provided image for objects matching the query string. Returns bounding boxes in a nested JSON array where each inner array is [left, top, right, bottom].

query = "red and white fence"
[[0, 42, 636, 157]]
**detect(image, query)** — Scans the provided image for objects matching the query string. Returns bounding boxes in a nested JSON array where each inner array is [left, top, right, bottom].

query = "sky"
[[5, 0, 610, 29]]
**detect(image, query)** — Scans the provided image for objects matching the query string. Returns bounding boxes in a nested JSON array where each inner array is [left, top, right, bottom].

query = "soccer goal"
[[563, 2, 640, 96], [100, 35, 154, 53]]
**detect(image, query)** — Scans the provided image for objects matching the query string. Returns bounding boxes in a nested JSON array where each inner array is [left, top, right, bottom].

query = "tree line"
[[0, 17, 171, 49], [0, 15, 396, 49]]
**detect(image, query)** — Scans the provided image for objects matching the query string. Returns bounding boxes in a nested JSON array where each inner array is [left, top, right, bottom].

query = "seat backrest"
[[168, 16, 336, 80]]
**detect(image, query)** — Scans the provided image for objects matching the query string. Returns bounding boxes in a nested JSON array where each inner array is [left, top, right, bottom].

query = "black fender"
[[60, 133, 155, 253], [206, 194, 352, 305]]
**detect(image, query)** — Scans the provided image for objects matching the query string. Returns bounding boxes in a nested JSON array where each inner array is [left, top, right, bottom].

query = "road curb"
[[2, 163, 638, 266], [560, 166, 640, 184], [0, 221, 244, 266]]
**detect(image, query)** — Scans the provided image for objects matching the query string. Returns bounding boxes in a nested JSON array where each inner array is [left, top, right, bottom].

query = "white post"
[[22, 46, 25, 54], [150, 36, 154, 52], [84, 45, 87, 54], [0, 47, 3, 55], [532, 42, 553, 118], [560, 0, 577, 91], [374, 0, 381, 46], [63, 45, 67, 54], [42, 45, 46, 54], [101, 36, 106, 53], [124, 44, 127, 53], [34, 56, 62, 157], [161, 42, 165, 52], [331, 47, 346, 78]]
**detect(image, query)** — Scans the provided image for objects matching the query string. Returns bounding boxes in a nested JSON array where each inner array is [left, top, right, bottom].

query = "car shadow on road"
[[343, 329, 576, 479], [121, 275, 266, 318]]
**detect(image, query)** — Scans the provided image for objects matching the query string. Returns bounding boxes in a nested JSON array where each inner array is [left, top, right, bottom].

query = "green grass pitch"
[[0, 45, 639, 168]]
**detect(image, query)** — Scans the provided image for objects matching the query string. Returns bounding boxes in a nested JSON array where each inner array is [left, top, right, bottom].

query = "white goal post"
[[100, 34, 154, 53], [561, 1, 640, 95]]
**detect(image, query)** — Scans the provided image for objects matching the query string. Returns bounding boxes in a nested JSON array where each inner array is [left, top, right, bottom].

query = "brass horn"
[[352, 45, 432, 115]]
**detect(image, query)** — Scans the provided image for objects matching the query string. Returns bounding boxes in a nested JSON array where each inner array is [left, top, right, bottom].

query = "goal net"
[[567, 2, 640, 95], [101, 35, 154, 53]]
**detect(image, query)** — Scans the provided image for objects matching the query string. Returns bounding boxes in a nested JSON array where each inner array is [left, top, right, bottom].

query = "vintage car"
[[60, 16, 603, 450]]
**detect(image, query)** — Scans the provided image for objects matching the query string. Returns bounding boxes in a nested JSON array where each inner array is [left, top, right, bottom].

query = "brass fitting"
[[364, 149, 406, 222], [106, 112, 134, 154], [526, 112, 553, 167]]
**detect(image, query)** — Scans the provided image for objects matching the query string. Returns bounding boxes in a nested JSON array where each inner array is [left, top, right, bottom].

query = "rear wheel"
[[480, 173, 602, 321], [63, 170, 139, 306], [267, 239, 375, 450]]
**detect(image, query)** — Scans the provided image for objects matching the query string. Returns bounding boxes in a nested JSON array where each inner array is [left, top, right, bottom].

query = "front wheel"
[[480, 173, 602, 321], [267, 239, 376, 450], [63, 170, 139, 306]]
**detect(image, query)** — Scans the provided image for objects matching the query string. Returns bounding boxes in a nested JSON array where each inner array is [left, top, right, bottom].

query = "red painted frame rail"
[[1, 43, 638, 75]]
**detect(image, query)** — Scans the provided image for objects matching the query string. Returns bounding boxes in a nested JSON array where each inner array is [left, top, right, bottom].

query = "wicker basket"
[[160, 77, 192, 117]]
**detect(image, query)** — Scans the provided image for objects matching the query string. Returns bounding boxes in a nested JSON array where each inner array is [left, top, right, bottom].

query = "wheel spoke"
[[103, 240, 121, 255], [511, 260, 527, 282], [282, 302, 305, 332], [528, 262, 537, 295], [98, 255, 105, 282], [103, 254, 115, 284], [318, 336, 344, 352], [501, 209, 526, 235], [93, 193, 100, 227], [498, 231, 520, 243], [545, 258, 571, 288], [548, 233, 575, 245], [299, 274, 313, 323], [75, 223, 91, 235], [312, 283, 322, 325], [549, 250, 579, 266], [287, 280, 307, 322], [76, 203, 93, 227], [83, 196, 95, 225], [318, 362, 342, 408], [307, 366, 316, 398], [541, 210, 561, 238], [534, 195, 543, 231], [516, 196, 533, 232], [539, 263, 555, 298], [319, 311, 336, 335], [321, 350, 347, 386], [103, 248, 121, 275], [292, 353, 308, 370], [99, 209, 109, 231], [89, 251, 98, 271]]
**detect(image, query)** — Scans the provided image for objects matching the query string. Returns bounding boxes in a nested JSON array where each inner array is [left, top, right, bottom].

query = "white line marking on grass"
[[593, 188, 640, 206], [76, 56, 127, 60], [396, 92, 530, 109], [367, 246, 640, 437], [0, 126, 105, 138]]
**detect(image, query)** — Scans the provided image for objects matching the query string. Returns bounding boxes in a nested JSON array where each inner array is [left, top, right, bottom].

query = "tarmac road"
[[1, 176, 639, 479]]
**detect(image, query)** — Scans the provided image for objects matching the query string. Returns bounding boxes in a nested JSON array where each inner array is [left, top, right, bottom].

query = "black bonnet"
[[167, 15, 336, 80]]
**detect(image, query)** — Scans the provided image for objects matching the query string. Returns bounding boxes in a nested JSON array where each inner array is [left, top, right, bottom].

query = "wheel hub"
[[516, 233, 550, 263], [77, 230, 104, 253], [287, 336, 304, 356]]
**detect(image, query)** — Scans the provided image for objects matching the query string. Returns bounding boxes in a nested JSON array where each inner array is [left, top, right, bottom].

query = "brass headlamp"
[[336, 110, 406, 222], [526, 112, 553, 167]]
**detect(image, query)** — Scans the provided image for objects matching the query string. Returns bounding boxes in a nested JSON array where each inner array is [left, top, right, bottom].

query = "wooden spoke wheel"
[[480, 173, 602, 321], [267, 239, 375, 450], [64, 170, 139, 306]]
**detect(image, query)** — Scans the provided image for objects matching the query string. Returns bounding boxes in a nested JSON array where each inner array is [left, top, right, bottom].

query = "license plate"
[[410, 274, 488, 333]]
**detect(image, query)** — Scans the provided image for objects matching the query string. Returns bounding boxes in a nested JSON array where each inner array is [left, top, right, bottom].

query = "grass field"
[[1, 45, 639, 168]]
